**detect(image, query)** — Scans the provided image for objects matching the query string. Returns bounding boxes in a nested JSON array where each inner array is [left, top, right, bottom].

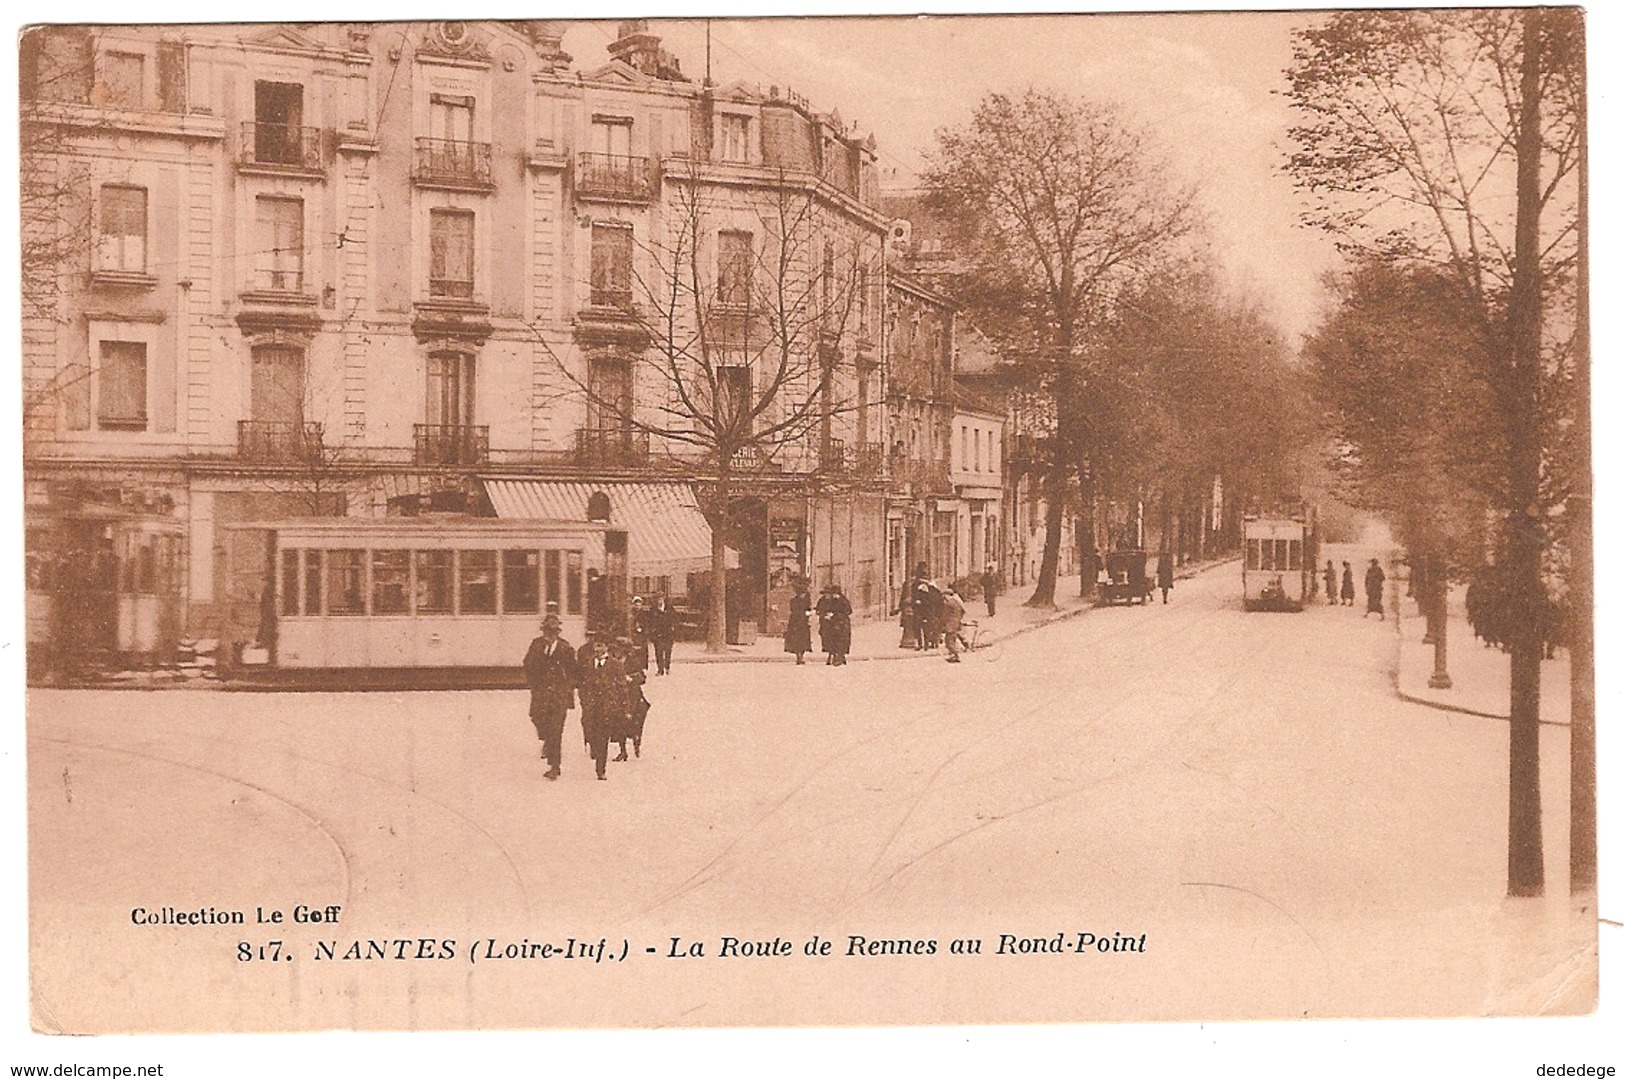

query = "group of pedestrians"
[[1322, 558, 1387, 619], [897, 562, 987, 663], [783, 578, 853, 665], [521, 600, 665, 783]]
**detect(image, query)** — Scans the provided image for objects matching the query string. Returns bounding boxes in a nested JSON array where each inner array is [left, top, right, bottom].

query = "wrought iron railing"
[[575, 427, 650, 468], [853, 441, 884, 474], [576, 153, 654, 200], [429, 276, 475, 300], [897, 456, 952, 491], [253, 268, 305, 293], [413, 138, 493, 187], [240, 122, 323, 170], [238, 420, 323, 462], [414, 424, 489, 466]]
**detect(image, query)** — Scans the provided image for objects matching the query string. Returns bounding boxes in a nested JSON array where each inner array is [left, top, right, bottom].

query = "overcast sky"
[[562, 12, 1338, 342]]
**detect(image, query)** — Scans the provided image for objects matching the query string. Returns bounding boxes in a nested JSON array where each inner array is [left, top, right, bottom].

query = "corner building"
[[20, 20, 895, 668]]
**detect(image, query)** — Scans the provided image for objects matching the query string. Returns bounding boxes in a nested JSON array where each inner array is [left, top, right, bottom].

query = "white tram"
[[1242, 514, 1312, 612], [252, 517, 624, 669]]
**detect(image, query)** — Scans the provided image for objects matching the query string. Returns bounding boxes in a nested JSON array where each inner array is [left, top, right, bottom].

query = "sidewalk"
[[672, 573, 1095, 665], [1392, 581, 1572, 724]]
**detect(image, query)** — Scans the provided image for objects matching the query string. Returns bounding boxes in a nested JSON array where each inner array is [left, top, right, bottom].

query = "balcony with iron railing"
[[414, 424, 489, 467], [853, 441, 884, 475], [819, 437, 847, 473], [575, 427, 651, 469], [413, 138, 494, 190], [238, 420, 323, 462], [239, 122, 324, 173], [252, 268, 306, 293], [895, 456, 953, 493], [576, 153, 655, 202]]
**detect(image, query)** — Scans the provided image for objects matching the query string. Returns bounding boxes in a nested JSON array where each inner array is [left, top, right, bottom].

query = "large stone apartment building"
[[20, 20, 920, 666]]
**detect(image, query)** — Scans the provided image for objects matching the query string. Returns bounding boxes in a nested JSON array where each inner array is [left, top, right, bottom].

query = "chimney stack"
[[608, 19, 687, 81]]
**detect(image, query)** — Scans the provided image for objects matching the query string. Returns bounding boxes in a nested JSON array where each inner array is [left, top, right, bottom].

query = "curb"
[[1388, 592, 1569, 728]]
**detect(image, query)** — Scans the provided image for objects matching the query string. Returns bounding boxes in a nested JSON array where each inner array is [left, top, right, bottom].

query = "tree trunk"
[[1078, 466, 1097, 598], [707, 467, 731, 654], [1569, 48, 1595, 893], [1026, 461, 1065, 608], [1505, 7, 1546, 898]]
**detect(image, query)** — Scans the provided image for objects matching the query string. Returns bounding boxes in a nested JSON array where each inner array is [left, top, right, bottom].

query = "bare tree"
[[924, 89, 1194, 606], [1285, 8, 1585, 896], [549, 169, 877, 652]]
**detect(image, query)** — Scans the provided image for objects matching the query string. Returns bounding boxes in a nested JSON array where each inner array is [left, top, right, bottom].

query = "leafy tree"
[[1286, 8, 1585, 895], [925, 89, 1193, 605]]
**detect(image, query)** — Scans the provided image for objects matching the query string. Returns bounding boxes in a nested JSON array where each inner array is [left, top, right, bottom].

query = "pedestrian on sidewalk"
[[1156, 549, 1174, 605], [1364, 558, 1386, 620], [1323, 560, 1337, 605], [980, 563, 999, 617], [816, 583, 853, 666], [784, 577, 813, 665], [522, 614, 577, 781], [941, 583, 968, 663], [1340, 562, 1355, 606], [578, 637, 626, 781], [646, 594, 676, 675]]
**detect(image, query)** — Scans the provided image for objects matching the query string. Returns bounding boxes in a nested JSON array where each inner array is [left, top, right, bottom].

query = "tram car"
[[1242, 514, 1311, 612], [231, 517, 627, 669]]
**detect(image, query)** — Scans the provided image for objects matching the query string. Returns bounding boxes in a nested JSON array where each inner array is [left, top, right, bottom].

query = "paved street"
[[27, 551, 1590, 1032]]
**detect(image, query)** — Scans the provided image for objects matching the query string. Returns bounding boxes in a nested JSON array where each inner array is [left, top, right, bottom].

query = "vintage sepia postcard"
[[9, 2, 1613, 1069]]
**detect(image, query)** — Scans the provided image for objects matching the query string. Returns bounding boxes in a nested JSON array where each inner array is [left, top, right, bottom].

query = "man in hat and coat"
[[578, 636, 627, 780], [522, 614, 577, 781], [1156, 550, 1175, 605]]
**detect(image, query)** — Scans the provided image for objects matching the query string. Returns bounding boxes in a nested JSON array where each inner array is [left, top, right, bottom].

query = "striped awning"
[[480, 478, 738, 577]]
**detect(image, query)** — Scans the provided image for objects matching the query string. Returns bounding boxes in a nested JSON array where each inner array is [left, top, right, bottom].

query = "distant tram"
[[1242, 513, 1314, 612]]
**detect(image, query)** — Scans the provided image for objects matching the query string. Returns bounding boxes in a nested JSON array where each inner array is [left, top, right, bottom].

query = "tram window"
[[372, 550, 411, 615], [1247, 539, 1262, 570], [327, 549, 365, 615], [303, 549, 322, 615], [544, 550, 562, 611], [566, 550, 583, 615], [459, 550, 497, 614], [281, 549, 301, 616], [1288, 540, 1302, 571], [416, 550, 454, 614], [503, 549, 540, 614]]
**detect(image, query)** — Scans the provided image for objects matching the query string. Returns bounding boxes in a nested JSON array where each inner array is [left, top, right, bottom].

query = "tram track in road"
[[30, 732, 358, 911], [624, 572, 1268, 924], [31, 718, 538, 924]]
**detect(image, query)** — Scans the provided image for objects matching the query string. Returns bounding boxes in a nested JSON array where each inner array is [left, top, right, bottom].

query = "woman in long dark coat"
[[784, 579, 813, 664], [816, 584, 853, 666], [1340, 562, 1356, 606]]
